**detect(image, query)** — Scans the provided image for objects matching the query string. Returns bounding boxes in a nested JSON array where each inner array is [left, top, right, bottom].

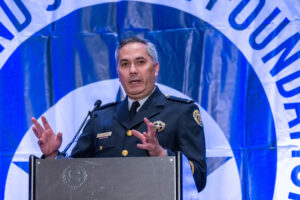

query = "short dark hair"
[[115, 36, 158, 64]]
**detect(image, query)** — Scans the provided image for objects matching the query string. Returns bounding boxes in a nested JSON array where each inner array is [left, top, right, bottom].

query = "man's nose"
[[129, 64, 137, 73]]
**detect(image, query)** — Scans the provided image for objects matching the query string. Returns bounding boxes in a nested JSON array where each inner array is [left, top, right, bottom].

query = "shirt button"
[[99, 146, 103, 151], [122, 150, 128, 157], [126, 130, 132, 136]]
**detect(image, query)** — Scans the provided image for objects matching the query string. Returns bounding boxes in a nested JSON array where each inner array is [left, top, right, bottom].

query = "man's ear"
[[117, 65, 121, 81], [154, 63, 159, 76]]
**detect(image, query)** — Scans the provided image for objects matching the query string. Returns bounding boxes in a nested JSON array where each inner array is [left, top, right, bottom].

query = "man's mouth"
[[129, 79, 142, 84]]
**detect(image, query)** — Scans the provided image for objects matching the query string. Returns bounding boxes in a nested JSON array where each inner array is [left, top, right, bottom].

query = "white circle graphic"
[[6, 79, 241, 199]]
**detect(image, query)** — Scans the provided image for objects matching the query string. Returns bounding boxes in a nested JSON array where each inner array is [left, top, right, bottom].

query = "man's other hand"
[[31, 116, 62, 159], [132, 117, 167, 157]]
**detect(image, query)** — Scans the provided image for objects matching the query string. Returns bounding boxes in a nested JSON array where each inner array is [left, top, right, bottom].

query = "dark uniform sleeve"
[[70, 119, 95, 158], [177, 103, 207, 192]]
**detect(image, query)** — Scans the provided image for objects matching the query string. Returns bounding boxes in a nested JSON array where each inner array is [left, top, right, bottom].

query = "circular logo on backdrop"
[[3, 0, 298, 199]]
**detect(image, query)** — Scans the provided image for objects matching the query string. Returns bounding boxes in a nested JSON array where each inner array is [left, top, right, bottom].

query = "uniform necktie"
[[129, 101, 140, 119]]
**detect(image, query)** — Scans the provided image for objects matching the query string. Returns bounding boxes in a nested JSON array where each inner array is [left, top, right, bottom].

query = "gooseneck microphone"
[[93, 99, 102, 109], [61, 99, 102, 156]]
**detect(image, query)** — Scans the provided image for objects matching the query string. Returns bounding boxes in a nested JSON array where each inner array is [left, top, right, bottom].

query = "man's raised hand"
[[132, 117, 166, 157], [31, 116, 62, 159]]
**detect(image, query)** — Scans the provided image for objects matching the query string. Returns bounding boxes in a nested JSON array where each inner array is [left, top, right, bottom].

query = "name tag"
[[96, 131, 112, 139]]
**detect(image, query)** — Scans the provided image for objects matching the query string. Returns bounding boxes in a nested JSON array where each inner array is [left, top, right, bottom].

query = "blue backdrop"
[[0, 1, 299, 199]]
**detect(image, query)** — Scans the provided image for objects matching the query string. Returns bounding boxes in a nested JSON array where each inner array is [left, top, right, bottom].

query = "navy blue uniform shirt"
[[71, 87, 207, 191]]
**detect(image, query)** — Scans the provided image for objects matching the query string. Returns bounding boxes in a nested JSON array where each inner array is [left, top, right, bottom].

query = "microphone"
[[61, 99, 102, 156], [90, 100, 102, 118]]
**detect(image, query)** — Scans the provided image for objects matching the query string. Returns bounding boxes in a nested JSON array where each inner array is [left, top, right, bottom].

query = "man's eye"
[[121, 62, 129, 67], [137, 60, 145, 65]]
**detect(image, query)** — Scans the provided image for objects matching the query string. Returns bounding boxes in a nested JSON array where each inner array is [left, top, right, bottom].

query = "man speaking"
[[31, 36, 207, 192]]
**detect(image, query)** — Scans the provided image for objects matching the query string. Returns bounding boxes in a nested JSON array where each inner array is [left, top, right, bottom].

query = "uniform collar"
[[127, 87, 156, 112], [114, 86, 166, 129]]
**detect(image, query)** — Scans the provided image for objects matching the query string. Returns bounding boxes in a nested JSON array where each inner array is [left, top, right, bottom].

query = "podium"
[[29, 154, 182, 200]]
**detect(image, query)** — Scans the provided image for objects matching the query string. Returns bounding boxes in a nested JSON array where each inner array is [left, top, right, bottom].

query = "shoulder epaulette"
[[97, 101, 118, 110], [165, 95, 194, 104]]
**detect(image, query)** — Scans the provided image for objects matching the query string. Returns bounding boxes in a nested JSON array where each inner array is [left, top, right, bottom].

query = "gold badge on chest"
[[153, 120, 166, 133]]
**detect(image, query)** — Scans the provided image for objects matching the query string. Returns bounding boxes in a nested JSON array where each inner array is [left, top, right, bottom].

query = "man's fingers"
[[56, 132, 63, 144], [144, 117, 154, 127], [142, 131, 154, 143], [132, 130, 146, 143], [32, 117, 45, 133], [144, 118, 156, 137], [32, 126, 41, 138], [41, 116, 51, 130], [137, 143, 149, 150], [143, 117, 151, 124]]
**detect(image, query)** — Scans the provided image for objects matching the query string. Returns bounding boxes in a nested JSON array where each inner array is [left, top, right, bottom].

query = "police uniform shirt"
[[70, 87, 207, 192]]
